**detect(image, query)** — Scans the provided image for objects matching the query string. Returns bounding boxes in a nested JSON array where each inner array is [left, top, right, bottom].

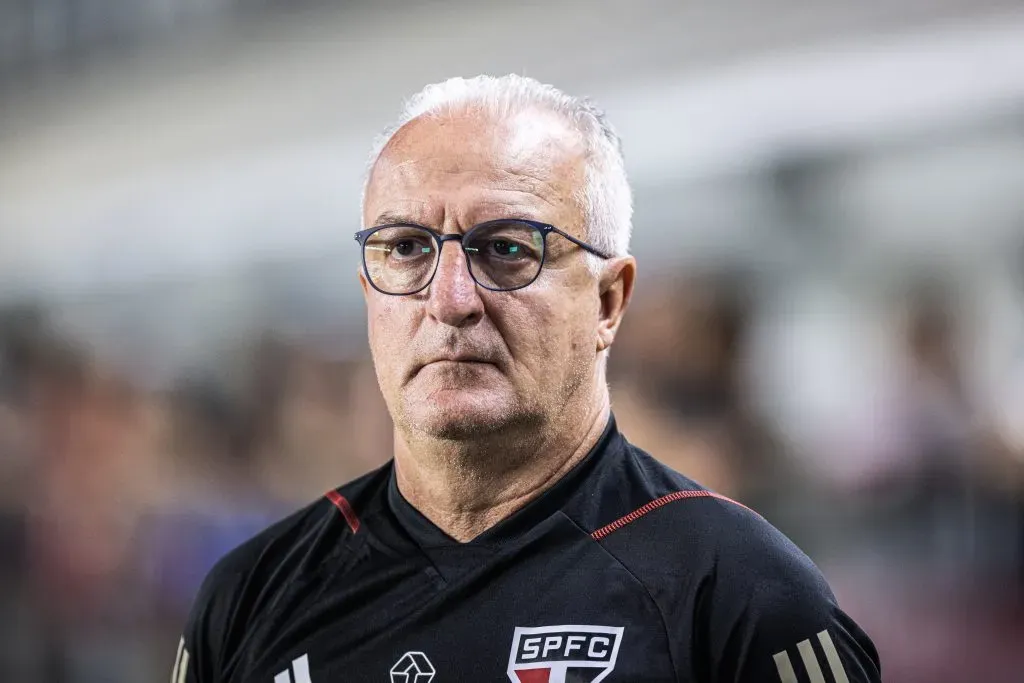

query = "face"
[[361, 108, 632, 441]]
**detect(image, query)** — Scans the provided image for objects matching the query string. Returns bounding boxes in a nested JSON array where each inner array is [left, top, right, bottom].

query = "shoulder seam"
[[325, 490, 361, 533], [591, 490, 754, 540]]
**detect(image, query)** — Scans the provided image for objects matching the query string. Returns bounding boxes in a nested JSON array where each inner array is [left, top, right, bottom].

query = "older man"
[[173, 75, 880, 683]]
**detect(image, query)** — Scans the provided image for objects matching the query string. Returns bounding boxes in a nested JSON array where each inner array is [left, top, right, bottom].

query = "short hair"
[[361, 75, 633, 265]]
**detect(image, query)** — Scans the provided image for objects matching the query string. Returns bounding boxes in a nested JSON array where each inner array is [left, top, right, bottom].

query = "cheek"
[[502, 291, 596, 366], [367, 300, 412, 373], [557, 292, 602, 361]]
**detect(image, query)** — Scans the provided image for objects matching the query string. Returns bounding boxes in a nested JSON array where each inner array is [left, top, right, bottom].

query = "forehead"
[[364, 108, 586, 227]]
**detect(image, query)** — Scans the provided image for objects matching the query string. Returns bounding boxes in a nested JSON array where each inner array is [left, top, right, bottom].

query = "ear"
[[596, 256, 636, 352]]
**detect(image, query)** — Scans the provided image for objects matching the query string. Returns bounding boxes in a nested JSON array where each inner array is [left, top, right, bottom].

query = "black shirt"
[[173, 416, 880, 683]]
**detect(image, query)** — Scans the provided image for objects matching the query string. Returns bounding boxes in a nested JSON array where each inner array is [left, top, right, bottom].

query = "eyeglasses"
[[354, 219, 611, 296]]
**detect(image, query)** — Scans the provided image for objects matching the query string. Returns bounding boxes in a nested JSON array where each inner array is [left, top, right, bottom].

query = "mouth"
[[412, 356, 496, 378], [425, 357, 494, 367]]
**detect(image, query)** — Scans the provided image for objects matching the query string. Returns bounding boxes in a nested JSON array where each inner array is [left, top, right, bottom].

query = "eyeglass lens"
[[362, 221, 545, 294]]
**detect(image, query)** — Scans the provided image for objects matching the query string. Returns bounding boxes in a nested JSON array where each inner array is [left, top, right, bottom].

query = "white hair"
[[361, 75, 633, 266]]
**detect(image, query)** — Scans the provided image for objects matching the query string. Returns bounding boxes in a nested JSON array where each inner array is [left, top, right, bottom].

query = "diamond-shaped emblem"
[[390, 651, 436, 683]]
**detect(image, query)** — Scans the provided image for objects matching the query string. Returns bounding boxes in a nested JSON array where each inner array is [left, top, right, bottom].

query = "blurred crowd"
[[0, 269, 1022, 682], [0, 301, 394, 681]]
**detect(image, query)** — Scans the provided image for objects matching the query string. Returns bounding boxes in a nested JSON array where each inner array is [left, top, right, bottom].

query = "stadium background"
[[2, 1, 1024, 680]]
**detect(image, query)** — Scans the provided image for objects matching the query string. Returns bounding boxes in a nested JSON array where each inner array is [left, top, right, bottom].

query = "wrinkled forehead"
[[364, 108, 587, 228]]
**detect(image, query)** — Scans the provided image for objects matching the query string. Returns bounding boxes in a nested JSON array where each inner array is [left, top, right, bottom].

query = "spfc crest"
[[507, 625, 624, 683]]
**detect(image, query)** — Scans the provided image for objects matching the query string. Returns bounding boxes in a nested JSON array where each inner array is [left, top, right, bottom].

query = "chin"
[[402, 386, 530, 441]]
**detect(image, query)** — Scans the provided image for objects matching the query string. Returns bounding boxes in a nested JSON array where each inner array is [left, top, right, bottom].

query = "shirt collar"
[[386, 414, 624, 548]]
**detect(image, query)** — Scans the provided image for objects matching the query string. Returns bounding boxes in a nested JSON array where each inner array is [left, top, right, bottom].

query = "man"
[[173, 75, 881, 683]]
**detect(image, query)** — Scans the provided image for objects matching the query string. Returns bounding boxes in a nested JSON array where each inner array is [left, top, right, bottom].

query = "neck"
[[393, 390, 611, 542]]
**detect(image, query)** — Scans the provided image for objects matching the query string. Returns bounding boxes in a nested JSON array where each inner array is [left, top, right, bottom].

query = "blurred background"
[[2, 0, 1024, 680]]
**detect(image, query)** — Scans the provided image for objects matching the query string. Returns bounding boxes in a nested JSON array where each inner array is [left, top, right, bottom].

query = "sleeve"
[[707, 589, 881, 683], [702, 520, 881, 683], [170, 558, 248, 683]]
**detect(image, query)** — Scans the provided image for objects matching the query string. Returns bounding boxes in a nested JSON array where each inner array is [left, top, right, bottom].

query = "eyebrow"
[[489, 211, 542, 223], [372, 211, 423, 227], [371, 208, 548, 229]]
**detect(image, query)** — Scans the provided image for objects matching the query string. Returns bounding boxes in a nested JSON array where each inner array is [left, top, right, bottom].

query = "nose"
[[426, 240, 484, 328]]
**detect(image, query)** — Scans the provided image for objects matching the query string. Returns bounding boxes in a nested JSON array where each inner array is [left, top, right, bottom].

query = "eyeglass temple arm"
[[550, 227, 613, 260]]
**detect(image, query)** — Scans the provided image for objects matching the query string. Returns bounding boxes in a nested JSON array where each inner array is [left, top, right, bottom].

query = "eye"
[[487, 239, 526, 258], [383, 233, 433, 261], [394, 240, 426, 257]]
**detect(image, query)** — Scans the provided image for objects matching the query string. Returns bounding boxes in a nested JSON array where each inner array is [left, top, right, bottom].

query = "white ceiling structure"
[[1, 0, 1024, 300]]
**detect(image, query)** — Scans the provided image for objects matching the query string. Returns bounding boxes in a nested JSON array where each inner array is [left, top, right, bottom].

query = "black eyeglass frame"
[[353, 218, 612, 296]]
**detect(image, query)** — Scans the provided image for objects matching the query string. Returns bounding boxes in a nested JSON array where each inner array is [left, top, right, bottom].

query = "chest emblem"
[[507, 625, 624, 683], [390, 651, 436, 683]]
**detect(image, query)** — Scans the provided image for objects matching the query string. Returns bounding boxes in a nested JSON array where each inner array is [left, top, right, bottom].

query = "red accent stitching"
[[325, 490, 360, 534], [590, 490, 753, 540]]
